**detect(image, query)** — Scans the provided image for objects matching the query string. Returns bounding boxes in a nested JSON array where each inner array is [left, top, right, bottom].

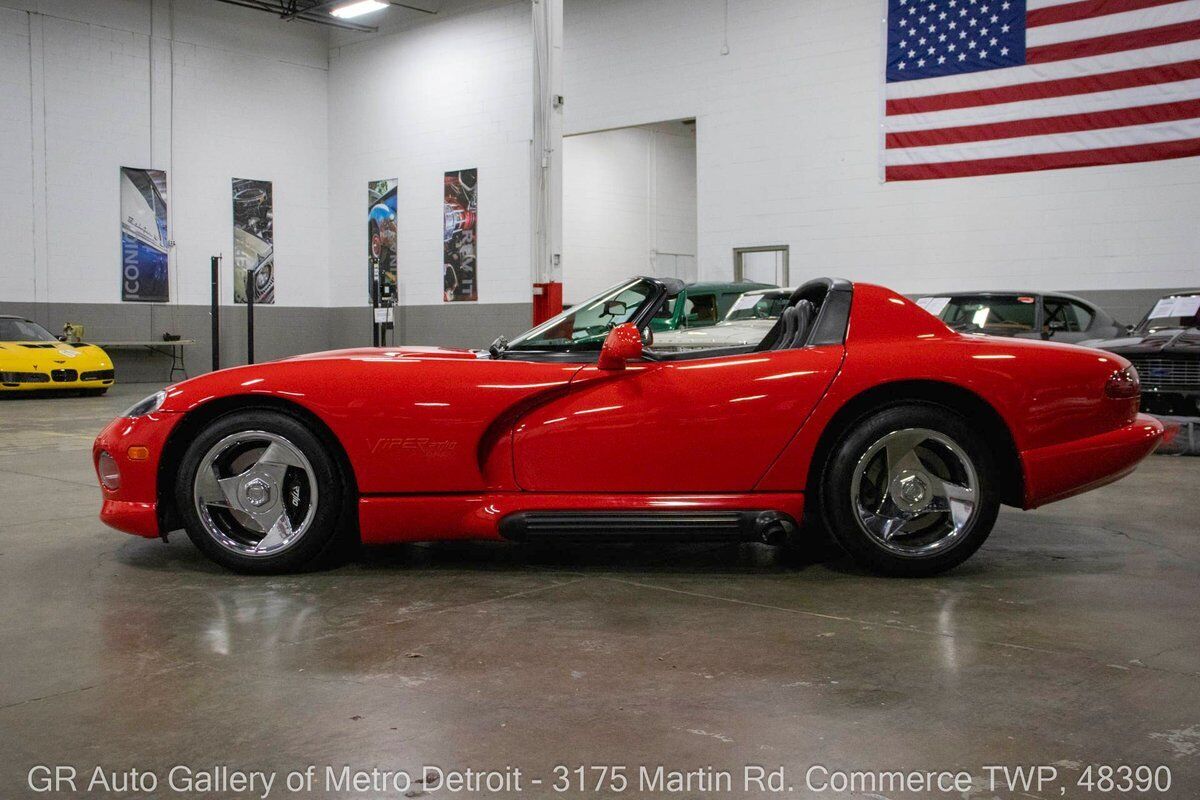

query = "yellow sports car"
[[0, 316, 115, 395]]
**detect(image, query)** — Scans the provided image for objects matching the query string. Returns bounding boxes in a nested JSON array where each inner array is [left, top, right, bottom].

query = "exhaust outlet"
[[755, 511, 797, 546]]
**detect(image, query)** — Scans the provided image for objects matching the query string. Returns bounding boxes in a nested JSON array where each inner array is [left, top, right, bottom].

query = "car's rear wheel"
[[174, 409, 349, 573], [819, 403, 999, 576]]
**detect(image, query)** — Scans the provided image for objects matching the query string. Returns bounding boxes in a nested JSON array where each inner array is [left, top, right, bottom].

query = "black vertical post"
[[370, 256, 381, 347], [210, 256, 221, 372], [246, 269, 256, 365]]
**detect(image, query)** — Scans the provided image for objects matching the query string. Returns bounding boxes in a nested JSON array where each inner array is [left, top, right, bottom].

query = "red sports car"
[[93, 277, 1162, 576]]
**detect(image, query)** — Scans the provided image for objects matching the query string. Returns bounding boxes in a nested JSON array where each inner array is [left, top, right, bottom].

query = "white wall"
[[0, 0, 329, 307], [561, 120, 696, 304], [563, 0, 1200, 294], [5, 0, 1197, 324], [0, 6, 36, 301], [326, 0, 533, 308]]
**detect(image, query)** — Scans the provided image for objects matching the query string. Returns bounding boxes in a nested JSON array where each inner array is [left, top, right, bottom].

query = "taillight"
[[97, 451, 121, 490], [1104, 365, 1140, 399]]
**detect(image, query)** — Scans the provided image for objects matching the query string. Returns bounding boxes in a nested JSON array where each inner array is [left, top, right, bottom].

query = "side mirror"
[[1125, 324, 1135, 335], [597, 323, 643, 371]]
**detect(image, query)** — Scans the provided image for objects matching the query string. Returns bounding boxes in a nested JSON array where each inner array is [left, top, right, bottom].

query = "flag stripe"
[[1027, 0, 1187, 28], [885, 136, 1200, 178], [1027, 0, 1091, 9], [1028, 0, 1200, 45], [886, 39, 1200, 99], [886, 74, 1200, 130], [1027, 18, 1200, 62], [887, 57, 1200, 114], [887, 96, 1200, 146], [886, 115, 1200, 164]]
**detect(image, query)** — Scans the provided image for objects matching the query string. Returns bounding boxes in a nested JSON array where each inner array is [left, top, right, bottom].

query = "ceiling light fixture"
[[330, 0, 388, 19]]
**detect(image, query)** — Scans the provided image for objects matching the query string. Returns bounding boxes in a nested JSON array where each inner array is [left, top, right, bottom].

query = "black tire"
[[174, 409, 350, 574], [818, 403, 999, 577]]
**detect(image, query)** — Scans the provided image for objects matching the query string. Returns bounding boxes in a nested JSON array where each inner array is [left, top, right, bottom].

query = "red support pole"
[[532, 281, 563, 325]]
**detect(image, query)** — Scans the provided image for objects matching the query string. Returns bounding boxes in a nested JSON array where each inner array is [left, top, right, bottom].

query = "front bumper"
[[2, 369, 115, 391], [1022, 414, 1164, 508], [93, 411, 181, 539]]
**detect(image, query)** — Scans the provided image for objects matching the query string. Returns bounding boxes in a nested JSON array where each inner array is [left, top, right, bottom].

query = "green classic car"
[[508, 280, 777, 350], [649, 281, 775, 333]]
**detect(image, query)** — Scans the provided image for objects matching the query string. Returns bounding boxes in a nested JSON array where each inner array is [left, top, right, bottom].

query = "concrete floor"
[[2, 382, 1198, 799]]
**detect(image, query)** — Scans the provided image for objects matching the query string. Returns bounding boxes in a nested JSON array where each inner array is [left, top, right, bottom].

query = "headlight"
[[122, 390, 167, 418], [97, 451, 120, 490]]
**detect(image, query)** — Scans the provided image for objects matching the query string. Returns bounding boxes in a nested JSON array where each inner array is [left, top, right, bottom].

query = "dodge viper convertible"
[[94, 277, 1163, 576], [1, 316, 115, 395]]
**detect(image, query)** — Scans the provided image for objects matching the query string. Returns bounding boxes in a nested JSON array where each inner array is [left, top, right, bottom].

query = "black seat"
[[771, 300, 814, 350], [773, 306, 798, 350], [790, 299, 813, 347]]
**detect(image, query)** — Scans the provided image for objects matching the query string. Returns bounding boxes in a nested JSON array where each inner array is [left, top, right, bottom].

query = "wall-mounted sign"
[[368, 178, 398, 302], [232, 178, 274, 304], [443, 168, 477, 302], [120, 167, 169, 302]]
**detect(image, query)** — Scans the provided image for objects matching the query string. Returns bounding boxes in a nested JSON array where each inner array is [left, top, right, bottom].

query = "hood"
[[0, 341, 110, 367], [284, 345, 484, 362], [1089, 327, 1200, 355], [653, 319, 776, 349]]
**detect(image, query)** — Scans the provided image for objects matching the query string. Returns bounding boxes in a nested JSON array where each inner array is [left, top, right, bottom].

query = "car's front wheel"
[[174, 409, 349, 573], [819, 403, 999, 577]]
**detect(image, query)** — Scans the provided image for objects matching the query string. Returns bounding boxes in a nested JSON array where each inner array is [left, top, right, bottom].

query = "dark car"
[[1084, 292, 1200, 451], [914, 292, 1125, 344]]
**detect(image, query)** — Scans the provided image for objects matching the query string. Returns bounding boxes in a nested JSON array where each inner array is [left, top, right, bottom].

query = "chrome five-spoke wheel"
[[821, 404, 998, 576], [193, 430, 318, 557], [849, 427, 979, 558]]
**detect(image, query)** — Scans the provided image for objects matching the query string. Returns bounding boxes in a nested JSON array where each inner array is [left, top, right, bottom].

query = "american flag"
[[884, 0, 1200, 180]]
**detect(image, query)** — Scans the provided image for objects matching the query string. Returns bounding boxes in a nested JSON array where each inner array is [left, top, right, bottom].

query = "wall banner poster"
[[120, 167, 169, 302], [232, 178, 275, 304], [443, 168, 477, 302]]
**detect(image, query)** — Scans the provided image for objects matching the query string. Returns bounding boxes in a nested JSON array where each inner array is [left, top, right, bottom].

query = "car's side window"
[[685, 294, 719, 327], [1044, 298, 1087, 333], [1069, 301, 1094, 331]]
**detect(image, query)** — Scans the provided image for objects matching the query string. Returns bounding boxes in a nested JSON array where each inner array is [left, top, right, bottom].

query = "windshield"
[[917, 295, 1037, 336], [1139, 295, 1200, 332], [507, 278, 661, 351], [725, 291, 790, 322], [0, 318, 57, 342]]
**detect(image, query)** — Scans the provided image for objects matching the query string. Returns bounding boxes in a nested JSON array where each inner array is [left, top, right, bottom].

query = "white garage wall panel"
[[0, 7, 36, 303], [563, 0, 1200, 294], [168, 5, 329, 307], [0, 0, 329, 308], [326, 0, 533, 308], [562, 121, 697, 304]]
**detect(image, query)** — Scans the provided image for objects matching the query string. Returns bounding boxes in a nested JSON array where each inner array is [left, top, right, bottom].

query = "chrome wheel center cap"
[[243, 478, 272, 508], [894, 473, 930, 511]]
